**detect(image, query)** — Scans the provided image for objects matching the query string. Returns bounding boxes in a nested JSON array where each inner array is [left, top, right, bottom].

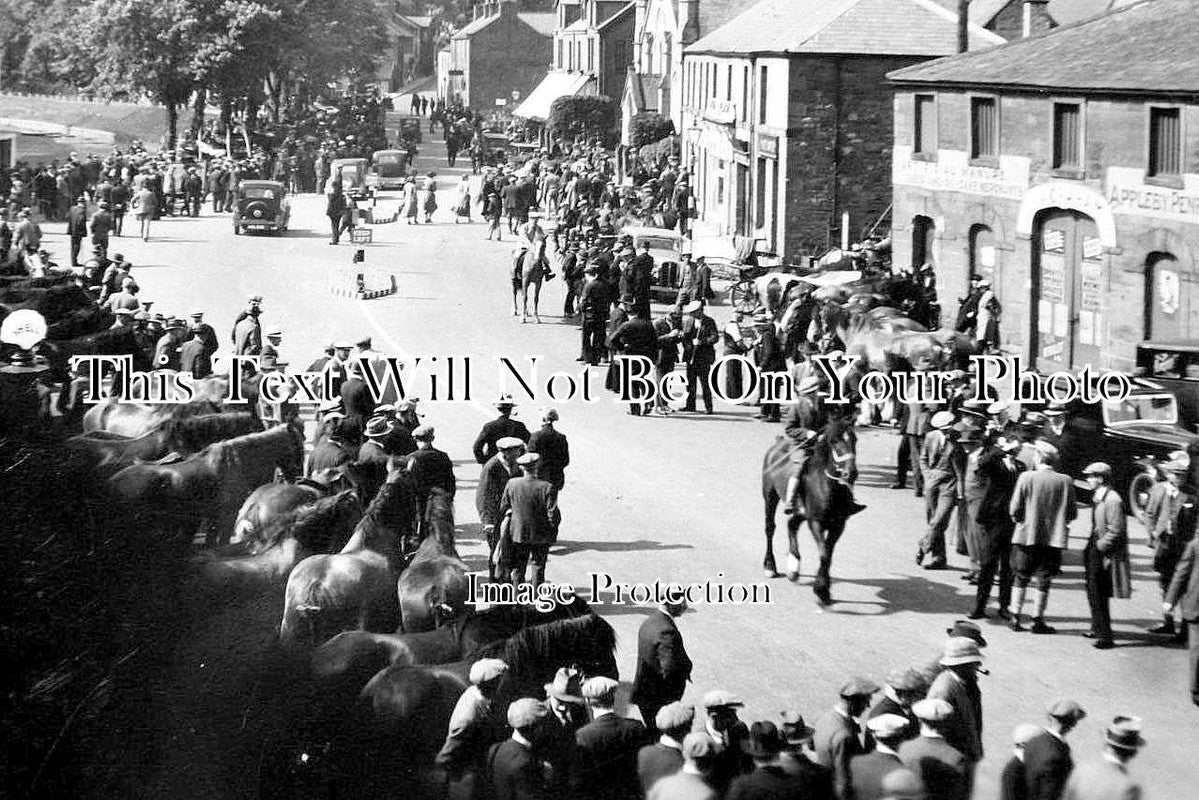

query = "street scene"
[[2, 1, 1197, 799]]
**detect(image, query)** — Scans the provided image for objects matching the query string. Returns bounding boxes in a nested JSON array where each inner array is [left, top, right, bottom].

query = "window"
[[710, 63, 717, 99], [741, 67, 749, 122], [1149, 107, 1182, 177], [758, 65, 768, 125], [970, 96, 998, 159], [1052, 102, 1082, 169], [557, 40, 563, 69], [755, 157, 768, 223], [914, 94, 936, 155], [588, 40, 594, 73], [726, 65, 732, 101]]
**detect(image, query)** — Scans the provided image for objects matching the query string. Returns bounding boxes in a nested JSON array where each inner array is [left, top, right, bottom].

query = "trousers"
[[921, 470, 957, 560], [974, 524, 1014, 613], [897, 434, 925, 493], [509, 543, 549, 588], [685, 361, 713, 411], [1083, 543, 1113, 640]]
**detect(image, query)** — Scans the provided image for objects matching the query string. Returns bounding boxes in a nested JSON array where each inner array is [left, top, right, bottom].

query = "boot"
[[1148, 614, 1175, 635], [1009, 586, 1027, 631], [848, 501, 867, 516], [1030, 589, 1055, 633], [783, 474, 804, 517]]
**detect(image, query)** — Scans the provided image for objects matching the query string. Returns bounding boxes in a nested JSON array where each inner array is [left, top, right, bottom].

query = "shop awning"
[[513, 72, 593, 122]]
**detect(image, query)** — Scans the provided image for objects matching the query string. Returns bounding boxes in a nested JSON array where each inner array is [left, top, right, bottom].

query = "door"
[[1032, 211, 1103, 372], [734, 162, 749, 235]]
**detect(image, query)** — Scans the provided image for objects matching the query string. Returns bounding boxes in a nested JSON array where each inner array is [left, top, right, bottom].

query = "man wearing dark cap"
[[1022, 698, 1085, 800], [473, 394, 531, 464], [578, 264, 613, 366], [499, 452, 559, 588], [526, 407, 569, 492], [900, 698, 969, 800], [1060, 716, 1144, 799], [489, 698, 550, 800], [1082, 462, 1129, 650], [638, 702, 694, 794], [573, 676, 647, 800], [726, 721, 811, 800], [153, 318, 185, 371], [814, 678, 878, 800], [632, 596, 692, 738], [179, 328, 212, 378], [67, 196, 88, 266], [868, 668, 927, 743], [338, 360, 375, 441], [647, 732, 718, 800], [436, 658, 508, 800], [478, 436, 525, 580]]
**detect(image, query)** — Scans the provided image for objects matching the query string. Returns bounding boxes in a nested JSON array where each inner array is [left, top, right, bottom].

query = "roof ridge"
[[795, 0, 864, 48], [909, 0, 1006, 43]]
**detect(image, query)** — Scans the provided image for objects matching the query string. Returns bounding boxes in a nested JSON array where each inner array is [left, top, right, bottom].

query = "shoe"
[[682, 406, 696, 413], [704, 409, 713, 415], [889, 482, 906, 490], [915, 548, 926, 566], [959, 572, 978, 582], [848, 502, 867, 517], [914, 490, 924, 498], [1009, 616, 1024, 632], [1148, 620, 1176, 635], [966, 609, 987, 620], [1092, 639, 1115, 650], [1081, 631, 1097, 639], [1031, 620, 1057, 635], [923, 560, 948, 571], [996, 608, 1011, 621]]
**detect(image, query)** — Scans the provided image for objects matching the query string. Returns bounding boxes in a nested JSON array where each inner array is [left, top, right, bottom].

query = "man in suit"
[[541, 668, 589, 796], [727, 721, 811, 800], [631, 597, 692, 736], [894, 391, 933, 495], [1061, 716, 1144, 800], [153, 318, 185, 371], [499, 452, 560, 588], [777, 708, 834, 793], [1081, 463, 1130, 649], [473, 395, 531, 464], [66, 196, 88, 266], [970, 434, 1025, 620], [525, 407, 569, 491], [1001, 724, 1045, 800], [1165, 534, 1199, 706], [179, 330, 212, 379], [1023, 699, 1086, 800], [918, 411, 965, 570], [899, 698, 970, 800], [338, 360, 375, 442], [813, 677, 878, 799], [1008, 440, 1076, 633], [89, 201, 113, 259], [477, 436, 525, 580], [406, 425, 456, 524], [1146, 457, 1193, 640], [638, 702, 693, 795], [680, 299, 719, 414], [867, 667, 927, 743], [489, 698, 550, 800], [694, 690, 753, 795], [573, 676, 647, 800], [648, 732, 719, 800], [927, 638, 985, 769], [850, 714, 925, 800], [579, 265, 614, 366], [435, 658, 508, 800]]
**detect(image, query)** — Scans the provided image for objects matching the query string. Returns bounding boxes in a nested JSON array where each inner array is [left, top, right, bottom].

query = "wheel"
[[233, 223, 241, 235], [1128, 471, 1155, 522], [730, 279, 759, 314]]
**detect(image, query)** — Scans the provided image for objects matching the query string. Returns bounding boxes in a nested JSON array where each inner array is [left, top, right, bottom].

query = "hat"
[[164, 318, 184, 330], [516, 452, 541, 467], [885, 668, 926, 693], [189, 310, 204, 319], [396, 400, 415, 412], [581, 676, 618, 705], [544, 668, 585, 704], [541, 407, 560, 422], [745, 721, 785, 758], [373, 403, 396, 416], [1044, 402, 1066, 417], [655, 702, 695, 732], [319, 397, 343, 414], [1163, 457, 1189, 475], [364, 417, 395, 438], [779, 705, 816, 743], [412, 425, 435, 440], [865, 714, 910, 739], [248, 294, 263, 304], [946, 620, 987, 647], [1104, 716, 1145, 751], [496, 436, 525, 451], [121, 275, 136, 287], [1082, 462, 1112, 478], [133, 311, 149, 322], [939, 637, 984, 667], [682, 732, 715, 761], [266, 325, 283, 337], [1013, 723, 1043, 746], [469, 658, 508, 685], [507, 697, 548, 729], [1033, 440, 1059, 459], [839, 677, 880, 699], [930, 410, 956, 430], [701, 689, 744, 709], [1046, 698, 1086, 723], [333, 340, 352, 350], [683, 300, 703, 314], [912, 698, 954, 723], [977, 277, 992, 288], [494, 393, 516, 408], [1, 351, 49, 374]]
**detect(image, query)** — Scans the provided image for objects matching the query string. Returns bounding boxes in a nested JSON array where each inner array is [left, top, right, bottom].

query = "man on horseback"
[[782, 375, 865, 519]]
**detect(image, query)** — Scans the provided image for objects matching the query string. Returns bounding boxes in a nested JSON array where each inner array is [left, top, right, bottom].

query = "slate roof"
[[686, 0, 1005, 56], [697, 0, 751, 40], [518, 12, 558, 36], [888, 0, 1199, 94], [453, 13, 500, 38]]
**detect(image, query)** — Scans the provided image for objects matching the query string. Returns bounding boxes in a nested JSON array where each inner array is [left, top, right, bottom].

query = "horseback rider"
[[782, 374, 866, 519], [513, 213, 553, 280]]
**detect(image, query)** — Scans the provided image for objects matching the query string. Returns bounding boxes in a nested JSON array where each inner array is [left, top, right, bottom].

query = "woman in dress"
[[402, 178, 419, 224], [422, 172, 438, 223], [453, 175, 471, 224]]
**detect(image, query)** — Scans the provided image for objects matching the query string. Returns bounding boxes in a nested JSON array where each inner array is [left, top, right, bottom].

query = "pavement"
[[36, 120, 1198, 797]]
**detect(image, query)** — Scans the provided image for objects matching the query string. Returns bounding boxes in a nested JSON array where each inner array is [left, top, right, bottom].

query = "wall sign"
[[757, 134, 778, 159], [893, 148, 1029, 200]]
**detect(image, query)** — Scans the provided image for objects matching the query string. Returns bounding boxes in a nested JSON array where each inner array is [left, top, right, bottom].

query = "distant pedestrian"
[[403, 179, 420, 224], [1145, 456, 1193, 641], [498, 452, 559, 588], [423, 172, 438, 223], [970, 433, 1025, 620], [525, 407, 569, 491], [326, 182, 347, 244], [1022, 699, 1086, 800], [850, 714, 925, 800], [133, 183, 157, 241], [66, 196, 88, 266], [1061, 716, 1144, 800], [1008, 440, 1076, 633], [1000, 724, 1045, 800], [473, 395, 531, 464], [1081, 462, 1131, 649], [917, 411, 964, 570], [454, 175, 472, 223], [477, 436, 525, 580], [899, 699, 970, 800]]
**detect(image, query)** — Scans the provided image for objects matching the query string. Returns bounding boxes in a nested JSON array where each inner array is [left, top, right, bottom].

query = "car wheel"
[[1128, 471, 1155, 522], [233, 224, 241, 235]]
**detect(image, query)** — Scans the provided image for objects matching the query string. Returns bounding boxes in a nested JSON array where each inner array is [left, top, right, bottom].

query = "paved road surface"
[[42, 124, 1197, 797]]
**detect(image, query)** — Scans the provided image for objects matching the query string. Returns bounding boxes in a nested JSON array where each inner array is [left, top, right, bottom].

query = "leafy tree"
[[547, 95, 618, 147], [630, 112, 674, 147]]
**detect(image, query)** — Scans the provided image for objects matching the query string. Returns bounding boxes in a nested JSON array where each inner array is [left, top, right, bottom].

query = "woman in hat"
[[402, 177, 419, 224], [422, 172, 438, 223]]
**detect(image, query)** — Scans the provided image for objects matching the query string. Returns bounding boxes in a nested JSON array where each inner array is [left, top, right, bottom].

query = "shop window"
[[1149, 107, 1182, 177], [755, 157, 768, 223], [970, 97, 998, 160], [912, 215, 935, 268], [914, 94, 936, 156], [1052, 103, 1082, 169]]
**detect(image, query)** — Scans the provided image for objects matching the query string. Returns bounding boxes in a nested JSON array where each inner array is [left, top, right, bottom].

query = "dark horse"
[[396, 487, 470, 632], [761, 419, 859, 606]]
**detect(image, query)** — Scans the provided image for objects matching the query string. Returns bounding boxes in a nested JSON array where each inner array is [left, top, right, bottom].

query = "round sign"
[[0, 309, 48, 349]]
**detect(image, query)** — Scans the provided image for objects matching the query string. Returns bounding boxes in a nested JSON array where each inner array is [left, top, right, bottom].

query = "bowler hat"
[[1104, 716, 1145, 751], [745, 721, 785, 758], [364, 417, 395, 439], [1046, 698, 1086, 723]]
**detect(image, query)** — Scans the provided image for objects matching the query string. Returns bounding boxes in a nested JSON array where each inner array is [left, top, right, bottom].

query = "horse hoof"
[[764, 568, 780, 579], [786, 571, 800, 583]]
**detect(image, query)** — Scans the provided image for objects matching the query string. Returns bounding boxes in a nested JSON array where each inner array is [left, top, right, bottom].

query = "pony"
[[65, 412, 261, 474], [232, 468, 357, 547], [760, 419, 859, 606], [396, 487, 470, 632], [279, 461, 419, 649], [514, 245, 549, 324], [81, 398, 223, 438]]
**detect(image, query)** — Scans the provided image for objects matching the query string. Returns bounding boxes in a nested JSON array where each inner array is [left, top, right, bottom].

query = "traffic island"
[[326, 250, 396, 300]]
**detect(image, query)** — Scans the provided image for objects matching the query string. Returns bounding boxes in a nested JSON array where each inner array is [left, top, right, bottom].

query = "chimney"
[[679, 0, 700, 44], [957, 0, 970, 53], [634, 0, 647, 71], [1022, 0, 1051, 37]]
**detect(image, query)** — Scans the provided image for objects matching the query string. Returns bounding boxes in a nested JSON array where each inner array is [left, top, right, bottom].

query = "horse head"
[[816, 420, 857, 488]]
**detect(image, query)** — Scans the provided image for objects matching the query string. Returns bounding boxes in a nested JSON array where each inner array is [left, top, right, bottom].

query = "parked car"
[[327, 157, 372, 200], [621, 225, 683, 303], [1136, 339, 1199, 429], [232, 180, 290, 235], [366, 149, 409, 192]]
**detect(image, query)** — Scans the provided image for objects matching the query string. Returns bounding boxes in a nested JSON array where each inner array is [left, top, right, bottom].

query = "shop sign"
[[703, 99, 737, 125], [1107, 175, 1199, 224], [757, 134, 778, 158], [894, 150, 1028, 200]]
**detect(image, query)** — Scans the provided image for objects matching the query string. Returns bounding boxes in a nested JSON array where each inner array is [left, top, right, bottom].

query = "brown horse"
[[396, 487, 469, 632], [279, 461, 419, 649], [107, 419, 305, 545], [66, 411, 262, 474], [760, 419, 859, 606], [231, 467, 359, 547], [81, 398, 223, 438], [516, 246, 548, 323]]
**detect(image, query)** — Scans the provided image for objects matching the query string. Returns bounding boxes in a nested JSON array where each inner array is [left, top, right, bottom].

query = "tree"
[[630, 112, 674, 148], [547, 95, 618, 147]]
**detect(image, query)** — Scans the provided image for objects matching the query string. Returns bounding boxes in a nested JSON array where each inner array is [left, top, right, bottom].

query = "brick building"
[[888, 0, 1199, 373], [439, 1, 556, 110], [680, 0, 1002, 258]]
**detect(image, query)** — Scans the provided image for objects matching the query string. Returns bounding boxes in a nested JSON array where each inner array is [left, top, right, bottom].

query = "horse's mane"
[[499, 614, 617, 680], [347, 472, 418, 556], [163, 412, 260, 451], [282, 490, 364, 552], [60, 324, 139, 355], [419, 487, 457, 558]]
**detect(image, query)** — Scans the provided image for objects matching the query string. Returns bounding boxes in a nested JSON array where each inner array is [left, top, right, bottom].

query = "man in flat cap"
[[338, 360, 375, 442], [1082, 462, 1130, 650], [436, 658, 508, 799], [573, 676, 647, 800], [899, 698, 969, 800], [1022, 698, 1086, 800], [1001, 724, 1044, 800], [868, 668, 927, 743], [578, 264, 614, 366], [473, 394, 531, 465], [499, 452, 560, 588], [179, 326, 212, 379], [638, 702, 694, 795], [917, 410, 963, 570], [187, 310, 219, 365], [1008, 440, 1076, 633], [233, 295, 263, 357], [814, 677, 877, 799], [1145, 455, 1194, 641], [648, 732, 718, 800], [153, 318, 186, 371], [632, 595, 692, 738], [927, 638, 985, 770], [478, 436, 526, 580], [1061, 716, 1144, 800], [851, 715, 924, 800], [489, 697, 550, 800], [407, 425, 457, 526], [526, 407, 569, 492]]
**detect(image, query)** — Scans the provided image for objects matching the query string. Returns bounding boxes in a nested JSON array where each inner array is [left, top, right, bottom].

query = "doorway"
[[1031, 210, 1103, 372]]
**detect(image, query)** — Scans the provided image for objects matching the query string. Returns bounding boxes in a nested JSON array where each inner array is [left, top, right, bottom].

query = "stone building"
[[680, 0, 1002, 257], [439, 1, 556, 109], [888, 0, 1199, 373]]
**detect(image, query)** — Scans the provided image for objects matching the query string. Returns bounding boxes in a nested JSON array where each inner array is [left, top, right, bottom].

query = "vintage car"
[[621, 226, 683, 302], [232, 180, 290, 235], [327, 157, 372, 200], [366, 149, 410, 191], [1136, 339, 1199, 429], [1053, 382, 1198, 518]]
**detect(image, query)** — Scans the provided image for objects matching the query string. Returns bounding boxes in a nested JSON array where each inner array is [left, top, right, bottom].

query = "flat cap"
[[1033, 439, 1059, 458], [516, 452, 541, 466], [189, 310, 204, 318], [1012, 723, 1043, 746], [496, 436, 525, 451], [912, 698, 954, 722], [581, 676, 618, 704], [701, 689, 744, 709], [265, 325, 283, 336], [930, 410, 956, 430], [946, 620, 987, 647], [885, 668, 927, 692], [506, 697, 548, 729], [683, 300, 703, 314], [469, 658, 508, 685], [682, 732, 715, 760], [412, 425, 435, 440], [839, 677, 880, 699], [1047, 698, 1086, 722], [319, 397, 342, 413], [866, 713, 910, 739], [655, 702, 695, 731], [332, 340, 352, 349]]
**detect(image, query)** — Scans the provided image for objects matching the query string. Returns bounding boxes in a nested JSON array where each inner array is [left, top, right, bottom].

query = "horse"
[[279, 461, 419, 649], [760, 419, 859, 606], [65, 411, 262, 474], [107, 419, 305, 545], [81, 398, 223, 438], [516, 246, 548, 324], [186, 490, 363, 602], [231, 468, 359, 547], [396, 487, 470, 632]]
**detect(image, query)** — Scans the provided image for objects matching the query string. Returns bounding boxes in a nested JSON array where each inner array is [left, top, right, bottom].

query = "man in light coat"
[[435, 659, 508, 800], [477, 436, 524, 580], [1008, 440, 1076, 633]]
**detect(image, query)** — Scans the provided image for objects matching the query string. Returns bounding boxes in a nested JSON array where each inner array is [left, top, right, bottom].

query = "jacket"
[[850, 750, 919, 800], [681, 314, 720, 366], [1009, 467, 1076, 549], [153, 333, 180, 371], [631, 610, 692, 708], [1089, 486, 1132, 600], [1000, 755, 1028, 800], [647, 770, 717, 800], [476, 455, 517, 527], [927, 670, 983, 762], [977, 448, 1025, 528], [473, 415, 531, 464], [499, 475, 560, 545], [233, 315, 262, 356], [1166, 537, 1199, 622], [325, 191, 347, 219], [435, 685, 498, 777], [406, 447, 456, 497], [813, 709, 862, 800], [67, 206, 89, 236], [899, 735, 970, 800], [1022, 731, 1072, 800], [179, 337, 211, 378], [573, 713, 647, 800], [1061, 758, 1141, 800], [488, 738, 549, 800], [526, 426, 570, 492], [637, 742, 684, 796], [726, 764, 814, 800]]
